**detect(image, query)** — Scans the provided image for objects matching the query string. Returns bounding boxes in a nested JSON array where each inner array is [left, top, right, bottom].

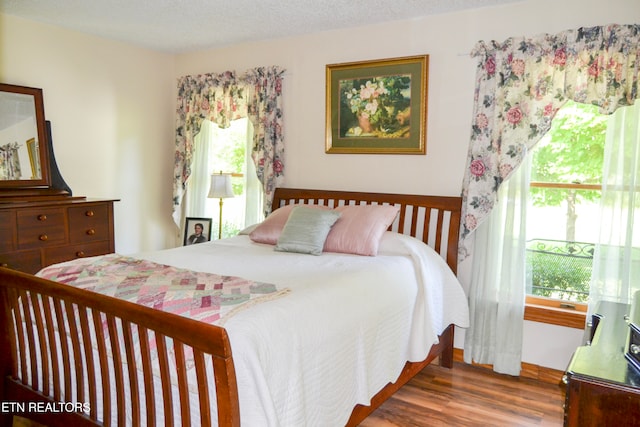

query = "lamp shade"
[[208, 172, 234, 199]]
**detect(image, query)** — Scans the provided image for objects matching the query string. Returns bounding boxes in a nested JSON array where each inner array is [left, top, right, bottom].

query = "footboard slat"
[[174, 341, 191, 426], [194, 350, 212, 426], [12, 290, 28, 385], [20, 290, 40, 389], [31, 293, 48, 396], [52, 298, 72, 401], [122, 320, 141, 427], [92, 309, 111, 426], [156, 333, 174, 425], [107, 314, 126, 426], [138, 327, 156, 427], [78, 308, 98, 422], [41, 296, 60, 401], [65, 302, 85, 402]]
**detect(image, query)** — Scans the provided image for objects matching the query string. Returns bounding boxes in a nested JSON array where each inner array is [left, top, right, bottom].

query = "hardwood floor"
[[12, 362, 565, 427], [360, 362, 565, 427]]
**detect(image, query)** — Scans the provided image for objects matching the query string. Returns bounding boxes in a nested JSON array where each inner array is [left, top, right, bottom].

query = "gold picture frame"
[[325, 55, 428, 154], [26, 138, 40, 179]]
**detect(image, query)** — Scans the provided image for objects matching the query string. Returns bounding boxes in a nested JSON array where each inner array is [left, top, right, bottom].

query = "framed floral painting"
[[325, 55, 429, 154]]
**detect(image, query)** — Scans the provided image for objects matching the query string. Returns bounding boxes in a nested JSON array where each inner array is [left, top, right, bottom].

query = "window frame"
[[524, 296, 586, 329]]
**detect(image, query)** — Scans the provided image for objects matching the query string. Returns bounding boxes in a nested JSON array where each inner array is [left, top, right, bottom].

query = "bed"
[[0, 187, 469, 427]]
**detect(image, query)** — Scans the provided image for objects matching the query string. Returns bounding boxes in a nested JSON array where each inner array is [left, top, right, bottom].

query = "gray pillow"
[[275, 206, 341, 255]]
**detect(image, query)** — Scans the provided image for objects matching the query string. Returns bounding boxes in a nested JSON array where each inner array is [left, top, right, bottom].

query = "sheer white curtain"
[[242, 119, 263, 228], [589, 100, 640, 315], [464, 156, 530, 376], [183, 120, 215, 219]]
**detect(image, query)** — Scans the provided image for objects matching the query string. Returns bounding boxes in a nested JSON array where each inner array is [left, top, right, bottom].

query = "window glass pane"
[[530, 101, 607, 185], [526, 188, 599, 303]]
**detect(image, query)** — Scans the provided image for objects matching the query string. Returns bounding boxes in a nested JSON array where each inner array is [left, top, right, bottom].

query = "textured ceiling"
[[0, 0, 519, 53]]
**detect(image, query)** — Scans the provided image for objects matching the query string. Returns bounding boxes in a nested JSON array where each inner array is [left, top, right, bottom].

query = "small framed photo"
[[325, 55, 429, 154], [183, 217, 212, 246]]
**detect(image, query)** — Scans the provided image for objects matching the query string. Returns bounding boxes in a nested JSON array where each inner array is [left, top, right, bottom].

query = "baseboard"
[[452, 348, 565, 385]]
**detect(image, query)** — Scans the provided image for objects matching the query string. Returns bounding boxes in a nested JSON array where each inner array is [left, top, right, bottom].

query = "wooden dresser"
[[564, 301, 640, 426], [0, 198, 117, 274]]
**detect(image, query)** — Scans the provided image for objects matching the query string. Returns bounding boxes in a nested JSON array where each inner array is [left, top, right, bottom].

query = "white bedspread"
[[135, 232, 469, 427]]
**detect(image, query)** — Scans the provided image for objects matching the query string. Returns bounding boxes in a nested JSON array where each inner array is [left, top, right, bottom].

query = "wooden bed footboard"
[[0, 268, 455, 427], [0, 267, 240, 427]]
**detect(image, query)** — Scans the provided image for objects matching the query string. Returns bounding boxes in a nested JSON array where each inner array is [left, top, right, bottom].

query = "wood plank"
[[361, 361, 565, 426]]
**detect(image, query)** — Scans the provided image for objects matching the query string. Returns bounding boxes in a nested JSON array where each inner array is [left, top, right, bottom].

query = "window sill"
[[524, 297, 587, 329]]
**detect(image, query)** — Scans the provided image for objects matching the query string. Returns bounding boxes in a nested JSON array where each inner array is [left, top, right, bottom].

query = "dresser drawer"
[[0, 249, 42, 274], [68, 203, 110, 243], [0, 211, 17, 253], [17, 207, 67, 249], [43, 241, 112, 267]]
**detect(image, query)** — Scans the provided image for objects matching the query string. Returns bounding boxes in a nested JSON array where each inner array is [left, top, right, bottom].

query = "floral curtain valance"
[[173, 66, 285, 227], [460, 24, 640, 255]]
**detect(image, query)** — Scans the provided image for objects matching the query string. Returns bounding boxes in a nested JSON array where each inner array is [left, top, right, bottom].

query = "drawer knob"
[[631, 344, 640, 355], [76, 251, 85, 258], [85, 210, 95, 217], [86, 229, 96, 236], [39, 234, 48, 241], [38, 214, 47, 221]]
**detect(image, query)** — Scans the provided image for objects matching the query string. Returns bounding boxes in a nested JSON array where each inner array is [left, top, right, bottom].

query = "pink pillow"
[[324, 205, 400, 256], [249, 204, 331, 245]]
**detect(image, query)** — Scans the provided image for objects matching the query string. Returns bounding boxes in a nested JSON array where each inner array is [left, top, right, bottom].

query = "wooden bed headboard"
[[272, 188, 462, 274]]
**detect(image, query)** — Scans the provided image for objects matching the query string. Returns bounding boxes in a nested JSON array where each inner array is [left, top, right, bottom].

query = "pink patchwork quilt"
[[37, 254, 290, 326]]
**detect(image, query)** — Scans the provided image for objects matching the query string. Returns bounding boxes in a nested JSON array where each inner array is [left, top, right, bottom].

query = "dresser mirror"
[[0, 83, 50, 189]]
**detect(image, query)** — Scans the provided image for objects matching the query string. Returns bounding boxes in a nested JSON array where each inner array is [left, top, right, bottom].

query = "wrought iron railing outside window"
[[526, 239, 595, 303]]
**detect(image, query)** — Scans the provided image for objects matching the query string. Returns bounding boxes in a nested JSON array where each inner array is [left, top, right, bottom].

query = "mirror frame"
[[0, 83, 51, 189]]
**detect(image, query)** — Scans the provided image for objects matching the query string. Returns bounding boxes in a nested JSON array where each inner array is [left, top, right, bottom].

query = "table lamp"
[[208, 171, 234, 239]]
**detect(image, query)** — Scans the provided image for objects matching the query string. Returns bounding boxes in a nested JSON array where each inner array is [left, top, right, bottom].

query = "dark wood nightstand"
[[564, 301, 640, 426]]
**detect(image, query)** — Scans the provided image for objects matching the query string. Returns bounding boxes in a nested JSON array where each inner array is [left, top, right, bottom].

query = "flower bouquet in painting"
[[339, 75, 412, 138]]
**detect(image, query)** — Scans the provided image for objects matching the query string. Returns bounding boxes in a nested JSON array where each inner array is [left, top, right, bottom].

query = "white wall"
[[2, 0, 639, 371], [0, 13, 177, 254]]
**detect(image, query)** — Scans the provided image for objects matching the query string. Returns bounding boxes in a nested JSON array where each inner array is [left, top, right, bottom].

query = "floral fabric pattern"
[[460, 24, 640, 256], [174, 67, 285, 226], [0, 142, 22, 180]]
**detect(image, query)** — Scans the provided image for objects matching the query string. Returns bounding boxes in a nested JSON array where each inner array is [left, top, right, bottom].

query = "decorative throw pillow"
[[324, 204, 400, 256], [275, 207, 341, 255], [249, 204, 331, 245]]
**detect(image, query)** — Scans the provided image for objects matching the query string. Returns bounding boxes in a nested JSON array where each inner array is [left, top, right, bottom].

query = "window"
[[526, 101, 607, 306], [185, 118, 262, 239]]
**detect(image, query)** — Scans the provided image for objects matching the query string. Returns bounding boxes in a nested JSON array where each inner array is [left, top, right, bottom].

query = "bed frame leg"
[[439, 325, 454, 369]]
